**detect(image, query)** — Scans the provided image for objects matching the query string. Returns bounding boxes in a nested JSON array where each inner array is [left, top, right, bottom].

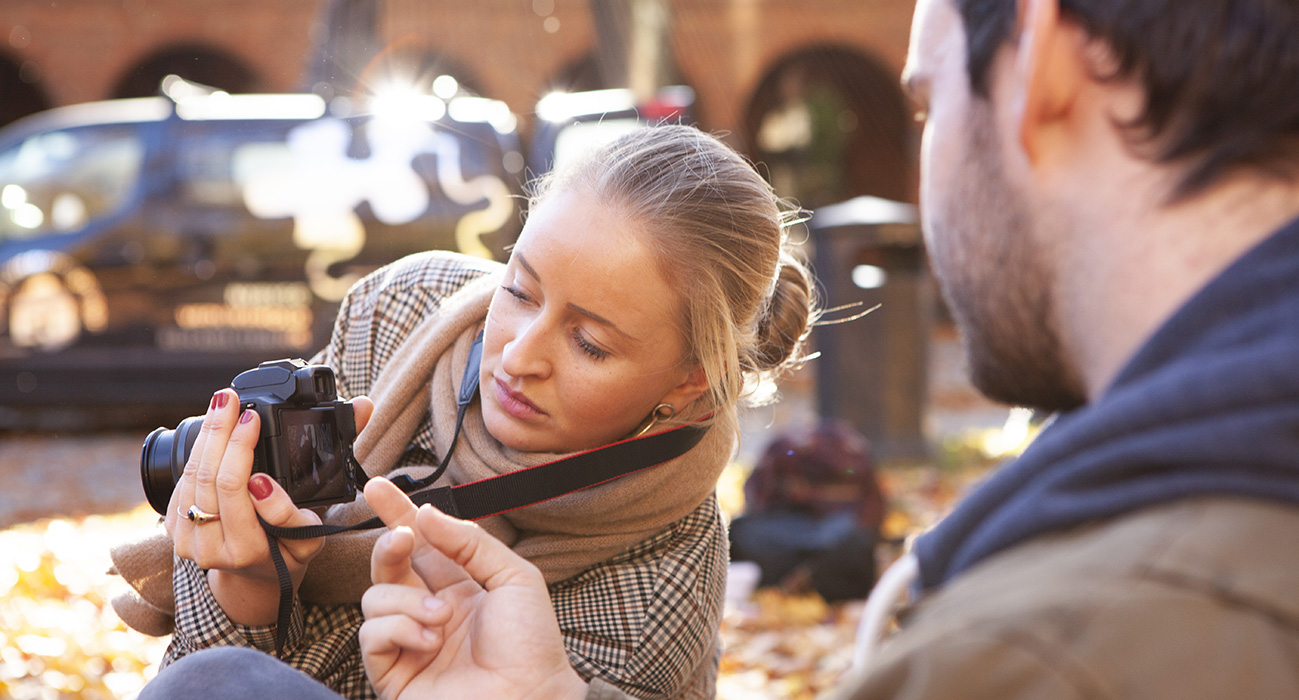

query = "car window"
[[175, 122, 298, 208], [0, 125, 145, 240]]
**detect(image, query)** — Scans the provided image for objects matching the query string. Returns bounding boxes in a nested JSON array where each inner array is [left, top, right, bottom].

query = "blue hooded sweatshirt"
[[913, 215, 1299, 591]]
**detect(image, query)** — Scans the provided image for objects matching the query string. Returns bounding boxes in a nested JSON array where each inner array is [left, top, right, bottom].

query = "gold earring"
[[634, 402, 675, 437]]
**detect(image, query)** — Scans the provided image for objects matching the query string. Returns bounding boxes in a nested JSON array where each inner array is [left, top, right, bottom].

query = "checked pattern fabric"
[[162, 252, 728, 699]]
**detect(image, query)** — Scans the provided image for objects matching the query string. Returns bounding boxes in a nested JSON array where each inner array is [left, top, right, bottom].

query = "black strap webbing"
[[262, 418, 708, 537], [426, 420, 710, 520]]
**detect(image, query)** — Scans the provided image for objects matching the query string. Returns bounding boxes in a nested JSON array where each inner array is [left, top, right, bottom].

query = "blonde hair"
[[529, 125, 818, 435]]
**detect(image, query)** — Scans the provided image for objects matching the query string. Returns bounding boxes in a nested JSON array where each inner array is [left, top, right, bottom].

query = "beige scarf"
[[111, 274, 734, 635]]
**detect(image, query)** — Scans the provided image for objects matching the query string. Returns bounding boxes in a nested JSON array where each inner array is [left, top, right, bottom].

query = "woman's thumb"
[[248, 474, 325, 563]]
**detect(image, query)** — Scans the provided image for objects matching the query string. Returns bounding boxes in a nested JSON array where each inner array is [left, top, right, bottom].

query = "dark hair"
[[956, 0, 1299, 197]]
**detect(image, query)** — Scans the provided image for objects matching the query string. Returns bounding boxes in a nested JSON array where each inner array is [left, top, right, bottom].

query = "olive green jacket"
[[829, 497, 1299, 700]]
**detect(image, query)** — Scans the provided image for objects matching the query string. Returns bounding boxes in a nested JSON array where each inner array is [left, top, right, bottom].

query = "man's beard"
[[924, 104, 1087, 412]]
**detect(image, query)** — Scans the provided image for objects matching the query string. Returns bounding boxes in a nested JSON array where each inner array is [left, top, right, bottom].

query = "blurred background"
[[0, 1, 1029, 698]]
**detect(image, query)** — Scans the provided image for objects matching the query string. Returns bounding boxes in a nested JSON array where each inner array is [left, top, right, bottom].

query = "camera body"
[[141, 359, 361, 515], [234, 358, 360, 509]]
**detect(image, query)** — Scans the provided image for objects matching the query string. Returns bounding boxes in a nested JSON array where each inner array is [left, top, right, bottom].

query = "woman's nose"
[[500, 317, 552, 379]]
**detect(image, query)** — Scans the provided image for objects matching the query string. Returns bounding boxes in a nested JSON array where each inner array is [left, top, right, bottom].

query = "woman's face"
[[479, 188, 707, 453]]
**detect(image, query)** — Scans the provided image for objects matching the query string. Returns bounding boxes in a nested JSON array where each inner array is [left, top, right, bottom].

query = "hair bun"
[[751, 248, 816, 373]]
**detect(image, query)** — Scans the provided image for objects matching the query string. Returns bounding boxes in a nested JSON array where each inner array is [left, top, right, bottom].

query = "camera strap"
[[258, 332, 711, 657]]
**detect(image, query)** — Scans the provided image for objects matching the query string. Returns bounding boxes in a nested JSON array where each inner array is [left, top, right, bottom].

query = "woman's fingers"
[[191, 389, 239, 521], [171, 389, 239, 559], [360, 542, 448, 697], [351, 395, 374, 435], [247, 471, 324, 564], [211, 406, 261, 537], [168, 389, 326, 571]]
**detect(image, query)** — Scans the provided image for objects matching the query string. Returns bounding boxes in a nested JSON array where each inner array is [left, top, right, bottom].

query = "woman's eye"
[[572, 329, 610, 361], [502, 284, 532, 303]]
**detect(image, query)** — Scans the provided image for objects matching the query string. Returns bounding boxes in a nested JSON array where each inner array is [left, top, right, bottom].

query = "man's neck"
[[1055, 173, 1299, 402]]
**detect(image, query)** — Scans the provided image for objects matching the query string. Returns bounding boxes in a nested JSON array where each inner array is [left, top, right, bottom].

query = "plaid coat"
[[162, 252, 728, 699]]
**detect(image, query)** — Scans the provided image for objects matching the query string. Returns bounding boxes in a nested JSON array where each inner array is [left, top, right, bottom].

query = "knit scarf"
[[110, 273, 735, 635]]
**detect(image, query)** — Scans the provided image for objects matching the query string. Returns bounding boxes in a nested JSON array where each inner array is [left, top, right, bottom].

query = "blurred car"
[[0, 76, 525, 426]]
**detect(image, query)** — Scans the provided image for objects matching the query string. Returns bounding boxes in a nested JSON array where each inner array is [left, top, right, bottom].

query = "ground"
[[0, 426, 1004, 700]]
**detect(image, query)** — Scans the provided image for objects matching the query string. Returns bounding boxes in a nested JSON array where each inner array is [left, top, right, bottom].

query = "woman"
[[119, 124, 817, 699]]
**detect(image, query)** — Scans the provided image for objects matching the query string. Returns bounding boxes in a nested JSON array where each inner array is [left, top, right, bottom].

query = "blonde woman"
[[122, 125, 818, 699]]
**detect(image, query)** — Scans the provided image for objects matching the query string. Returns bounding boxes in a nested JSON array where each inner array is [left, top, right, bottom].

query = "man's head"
[[903, 0, 1299, 411], [956, 0, 1299, 199]]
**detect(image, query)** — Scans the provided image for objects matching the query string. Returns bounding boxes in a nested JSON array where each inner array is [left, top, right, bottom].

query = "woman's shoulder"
[[343, 251, 503, 318]]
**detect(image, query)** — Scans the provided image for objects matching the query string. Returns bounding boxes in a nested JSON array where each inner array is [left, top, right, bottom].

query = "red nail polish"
[[249, 474, 273, 501], [211, 391, 229, 410], [240, 409, 255, 424]]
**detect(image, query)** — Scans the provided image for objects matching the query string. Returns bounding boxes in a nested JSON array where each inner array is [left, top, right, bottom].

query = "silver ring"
[[184, 504, 221, 525]]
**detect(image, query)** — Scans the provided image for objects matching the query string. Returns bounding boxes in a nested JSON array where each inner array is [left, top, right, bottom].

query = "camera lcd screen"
[[281, 408, 348, 502]]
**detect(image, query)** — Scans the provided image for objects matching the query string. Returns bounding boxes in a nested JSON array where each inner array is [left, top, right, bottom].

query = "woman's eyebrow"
[[515, 252, 637, 342], [569, 303, 636, 342], [516, 252, 541, 281]]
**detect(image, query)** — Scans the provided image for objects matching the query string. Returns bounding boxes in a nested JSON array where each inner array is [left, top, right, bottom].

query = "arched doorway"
[[550, 53, 606, 93], [0, 52, 52, 128], [744, 46, 915, 209], [112, 45, 259, 98]]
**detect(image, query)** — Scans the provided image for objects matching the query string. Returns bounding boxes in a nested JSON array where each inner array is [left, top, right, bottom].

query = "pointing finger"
[[371, 526, 417, 586], [414, 503, 546, 592], [364, 477, 419, 531]]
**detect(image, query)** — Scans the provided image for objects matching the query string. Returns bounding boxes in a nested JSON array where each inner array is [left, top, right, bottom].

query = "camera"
[[140, 359, 361, 515]]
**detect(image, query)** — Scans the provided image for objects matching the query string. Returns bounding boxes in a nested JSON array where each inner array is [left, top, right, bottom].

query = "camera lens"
[[140, 416, 204, 515]]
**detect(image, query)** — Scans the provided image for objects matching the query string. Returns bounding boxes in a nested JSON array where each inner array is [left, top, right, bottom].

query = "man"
[[153, 0, 1299, 697], [825, 0, 1299, 695]]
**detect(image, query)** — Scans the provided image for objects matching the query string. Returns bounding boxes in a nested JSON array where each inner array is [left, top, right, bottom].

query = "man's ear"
[[663, 366, 710, 411], [1012, 0, 1089, 165]]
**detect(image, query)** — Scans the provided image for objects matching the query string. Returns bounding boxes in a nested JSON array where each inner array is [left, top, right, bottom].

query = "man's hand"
[[359, 477, 590, 700]]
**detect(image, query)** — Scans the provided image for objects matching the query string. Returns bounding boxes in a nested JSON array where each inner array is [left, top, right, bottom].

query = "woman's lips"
[[493, 377, 546, 420]]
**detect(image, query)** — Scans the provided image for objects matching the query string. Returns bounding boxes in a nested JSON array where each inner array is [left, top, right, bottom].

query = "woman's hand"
[[359, 477, 589, 700], [164, 388, 374, 625]]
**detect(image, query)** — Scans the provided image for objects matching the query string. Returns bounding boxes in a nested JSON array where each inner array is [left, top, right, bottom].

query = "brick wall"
[[0, 0, 918, 199], [1, 0, 323, 106], [3, 1, 913, 125], [371, 0, 915, 137]]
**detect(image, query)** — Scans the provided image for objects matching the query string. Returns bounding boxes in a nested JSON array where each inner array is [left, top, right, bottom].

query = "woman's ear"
[[662, 366, 709, 410]]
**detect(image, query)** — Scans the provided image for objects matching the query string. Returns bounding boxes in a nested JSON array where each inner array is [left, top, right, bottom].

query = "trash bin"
[[807, 196, 932, 461]]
